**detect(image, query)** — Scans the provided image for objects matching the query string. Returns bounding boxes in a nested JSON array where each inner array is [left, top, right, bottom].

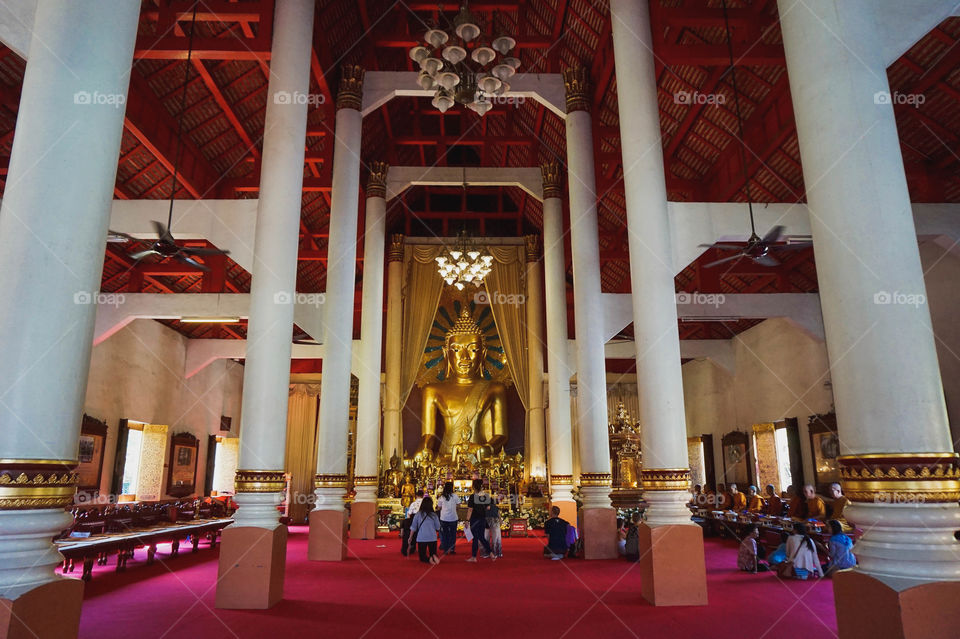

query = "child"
[[409, 496, 442, 565], [485, 496, 503, 559]]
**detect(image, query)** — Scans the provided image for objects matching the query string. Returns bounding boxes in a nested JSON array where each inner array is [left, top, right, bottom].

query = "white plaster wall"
[[920, 241, 960, 450], [682, 318, 833, 487], [83, 319, 243, 498]]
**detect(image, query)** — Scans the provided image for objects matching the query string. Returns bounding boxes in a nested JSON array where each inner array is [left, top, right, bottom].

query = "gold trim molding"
[[540, 161, 563, 199], [550, 474, 574, 484], [641, 468, 692, 492], [838, 453, 960, 503], [579, 472, 612, 488], [315, 473, 349, 489], [366, 161, 389, 198], [354, 475, 378, 486], [0, 460, 78, 510], [337, 65, 364, 111], [387, 234, 405, 262], [752, 423, 776, 434], [562, 66, 590, 113], [234, 469, 286, 493], [524, 235, 541, 262]]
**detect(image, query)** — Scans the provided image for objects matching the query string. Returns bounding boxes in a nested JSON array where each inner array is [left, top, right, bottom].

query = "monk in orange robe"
[[763, 484, 783, 516], [786, 485, 803, 518], [803, 484, 827, 520], [747, 485, 765, 512], [715, 483, 729, 510], [728, 483, 747, 511], [829, 482, 851, 528]]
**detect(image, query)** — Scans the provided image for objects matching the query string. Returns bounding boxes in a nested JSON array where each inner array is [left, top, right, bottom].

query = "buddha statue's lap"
[[417, 308, 507, 462]]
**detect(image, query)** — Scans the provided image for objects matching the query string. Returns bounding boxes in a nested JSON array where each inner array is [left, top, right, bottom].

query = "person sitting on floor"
[[543, 506, 570, 560], [803, 484, 827, 520], [763, 484, 784, 517], [737, 524, 767, 572], [728, 483, 748, 511], [823, 519, 856, 575], [785, 522, 824, 580], [715, 483, 729, 510], [747, 485, 765, 513], [767, 531, 790, 566], [828, 483, 851, 529], [786, 485, 804, 519]]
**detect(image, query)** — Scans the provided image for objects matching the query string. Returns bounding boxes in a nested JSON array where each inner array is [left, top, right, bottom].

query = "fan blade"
[[703, 254, 744, 268], [152, 220, 175, 242], [761, 225, 785, 244], [177, 255, 210, 271], [772, 242, 813, 251], [753, 254, 780, 267], [108, 230, 138, 242], [128, 249, 157, 261], [704, 243, 747, 250], [181, 246, 230, 256]]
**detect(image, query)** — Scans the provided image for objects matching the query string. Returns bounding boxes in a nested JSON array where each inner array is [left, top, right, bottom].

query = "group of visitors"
[[617, 513, 642, 561], [400, 479, 503, 565], [737, 520, 856, 578], [692, 481, 850, 527]]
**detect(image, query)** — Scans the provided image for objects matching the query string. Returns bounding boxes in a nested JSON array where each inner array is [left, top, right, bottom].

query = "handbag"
[[776, 543, 801, 579]]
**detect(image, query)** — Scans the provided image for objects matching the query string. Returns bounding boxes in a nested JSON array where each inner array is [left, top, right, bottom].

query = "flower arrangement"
[[516, 505, 549, 529]]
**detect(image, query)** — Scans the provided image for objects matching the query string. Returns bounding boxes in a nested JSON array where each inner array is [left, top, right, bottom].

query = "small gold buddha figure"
[[399, 473, 416, 508], [384, 451, 404, 498], [418, 309, 508, 461]]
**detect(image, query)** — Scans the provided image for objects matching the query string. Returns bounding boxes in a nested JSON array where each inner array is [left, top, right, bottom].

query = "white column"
[[0, 0, 139, 599], [611, 0, 692, 526], [540, 171, 575, 506], [231, 0, 314, 529], [780, 0, 958, 585], [562, 70, 613, 509], [382, 235, 405, 464], [314, 66, 365, 511], [353, 163, 388, 504], [524, 236, 547, 481]]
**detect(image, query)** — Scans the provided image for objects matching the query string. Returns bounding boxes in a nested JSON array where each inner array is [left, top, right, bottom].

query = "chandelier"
[[435, 231, 493, 290], [408, 2, 521, 116]]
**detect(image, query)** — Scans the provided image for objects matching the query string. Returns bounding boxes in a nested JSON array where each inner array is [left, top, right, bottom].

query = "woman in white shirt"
[[785, 523, 824, 579], [437, 481, 461, 555]]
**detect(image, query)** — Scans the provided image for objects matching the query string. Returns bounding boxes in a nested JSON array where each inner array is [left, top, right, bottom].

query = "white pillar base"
[[0, 509, 73, 600], [313, 487, 347, 512], [230, 492, 283, 530], [550, 482, 576, 504], [579, 485, 613, 509], [353, 486, 378, 504], [643, 490, 694, 527], [847, 502, 960, 587]]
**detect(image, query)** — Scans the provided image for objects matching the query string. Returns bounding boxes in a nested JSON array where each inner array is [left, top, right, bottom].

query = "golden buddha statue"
[[399, 472, 416, 508], [383, 451, 404, 497], [417, 308, 508, 462]]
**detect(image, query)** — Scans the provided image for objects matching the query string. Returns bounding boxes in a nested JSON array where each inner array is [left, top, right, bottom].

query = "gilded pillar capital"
[[336, 65, 364, 111], [524, 235, 542, 262], [540, 161, 564, 199], [562, 66, 591, 114], [366, 161, 389, 198], [387, 234, 405, 262]]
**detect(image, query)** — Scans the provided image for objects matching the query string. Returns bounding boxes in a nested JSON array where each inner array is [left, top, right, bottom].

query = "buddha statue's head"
[[444, 309, 485, 382]]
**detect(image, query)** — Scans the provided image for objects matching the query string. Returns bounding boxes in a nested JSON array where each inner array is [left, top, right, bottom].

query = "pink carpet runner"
[[77, 526, 838, 638]]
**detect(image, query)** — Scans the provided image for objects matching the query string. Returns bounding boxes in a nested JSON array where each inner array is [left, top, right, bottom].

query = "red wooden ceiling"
[[0, 0, 956, 340]]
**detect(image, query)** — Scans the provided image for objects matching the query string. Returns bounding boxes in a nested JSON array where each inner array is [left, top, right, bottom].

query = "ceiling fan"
[[110, 1, 228, 273], [699, 1, 812, 269]]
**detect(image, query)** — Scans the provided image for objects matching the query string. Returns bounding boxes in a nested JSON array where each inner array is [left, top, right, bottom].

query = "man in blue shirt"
[[543, 506, 570, 560]]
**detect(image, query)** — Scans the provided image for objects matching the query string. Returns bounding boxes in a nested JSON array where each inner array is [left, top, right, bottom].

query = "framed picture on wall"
[[219, 415, 232, 432], [721, 430, 753, 487], [77, 414, 108, 496], [808, 413, 840, 491], [167, 432, 199, 497]]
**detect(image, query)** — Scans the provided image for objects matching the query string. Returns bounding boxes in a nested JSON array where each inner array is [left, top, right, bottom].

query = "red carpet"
[[78, 526, 838, 638]]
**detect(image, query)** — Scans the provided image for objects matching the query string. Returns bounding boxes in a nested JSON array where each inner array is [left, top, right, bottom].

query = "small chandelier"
[[408, 1, 521, 116], [435, 230, 493, 290]]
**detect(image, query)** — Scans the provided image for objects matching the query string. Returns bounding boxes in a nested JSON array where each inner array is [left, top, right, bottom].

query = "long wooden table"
[[56, 518, 232, 581]]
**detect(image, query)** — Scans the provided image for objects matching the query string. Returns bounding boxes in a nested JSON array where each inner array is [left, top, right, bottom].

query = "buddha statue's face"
[[444, 333, 484, 381]]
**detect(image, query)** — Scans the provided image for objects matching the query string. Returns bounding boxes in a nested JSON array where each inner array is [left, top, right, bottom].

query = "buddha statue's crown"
[[446, 308, 483, 339]]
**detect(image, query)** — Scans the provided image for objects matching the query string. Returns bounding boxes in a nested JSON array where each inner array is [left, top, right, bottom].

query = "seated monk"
[[715, 483, 729, 510], [828, 482, 851, 528], [763, 484, 784, 516], [786, 485, 804, 519], [728, 483, 747, 511], [803, 484, 827, 520], [747, 485, 765, 513]]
